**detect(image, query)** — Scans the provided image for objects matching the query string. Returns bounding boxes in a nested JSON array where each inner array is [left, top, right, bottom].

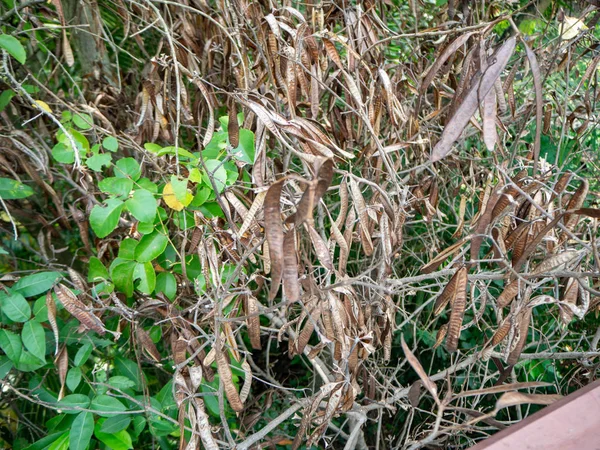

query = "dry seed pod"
[[408, 380, 423, 407], [433, 324, 448, 349], [497, 279, 520, 308], [55, 346, 68, 400], [239, 359, 252, 405], [564, 180, 589, 231], [46, 291, 59, 355], [264, 180, 285, 300], [54, 284, 106, 335], [434, 267, 467, 316], [507, 308, 532, 366], [244, 295, 261, 350], [445, 267, 468, 352], [559, 278, 579, 324], [492, 317, 513, 347], [216, 349, 244, 412], [136, 326, 161, 362]]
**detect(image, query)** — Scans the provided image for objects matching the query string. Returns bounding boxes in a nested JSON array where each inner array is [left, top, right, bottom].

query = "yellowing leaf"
[[560, 16, 588, 40], [33, 100, 52, 113], [162, 182, 192, 211]]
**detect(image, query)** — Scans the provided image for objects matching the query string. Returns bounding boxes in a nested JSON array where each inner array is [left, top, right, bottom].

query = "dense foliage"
[[1, 0, 600, 449]]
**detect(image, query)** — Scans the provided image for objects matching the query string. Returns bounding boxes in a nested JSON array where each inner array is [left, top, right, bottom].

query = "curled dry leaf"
[[482, 88, 497, 151], [195, 400, 219, 450], [523, 42, 543, 176], [494, 391, 562, 413], [456, 381, 552, 398], [264, 180, 285, 301], [282, 231, 300, 302], [401, 335, 438, 402], [431, 37, 516, 162], [54, 284, 106, 335], [239, 359, 252, 405]]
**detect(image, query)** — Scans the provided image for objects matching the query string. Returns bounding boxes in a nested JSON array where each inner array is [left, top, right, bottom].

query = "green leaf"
[[13, 272, 61, 298], [231, 128, 255, 164], [169, 175, 189, 202], [66, 367, 82, 392], [0, 329, 22, 362], [22, 432, 66, 450], [137, 178, 158, 193], [33, 294, 49, 322], [156, 146, 197, 160], [133, 262, 155, 294], [16, 351, 46, 371], [73, 113, 93, 131], [0, 356, 12, 379], [111, 260, 136, 297], [0, 34, 26, 64], [118, 238, 139, 260], [114, 357, 142, 391], [59, 394, 91, 414], [202, 159, 228, 193], [47, 432, 69, 450], [63, 129, 90, 153], [0, 290, 30, 322], [86, 153, 112, 172], [115, 157, 141, 181], [90, 198, 125, 238], [90, 394, 127, 416], [200, 381, 220, 417], [88, 257, 109, 282], [155, 272, 177, 300], [22, 320, 46, 361], [134, 231, 168, 263], [108, 376, 135, 390], [125, 189, 157, 223], [188, 168, 202, 183], [100, 415, 131, 434], [98, 177, 133, 197], [143, 142, 162, 153], [94, 422, 133, 450], [102, 136, 119, 152], [52, 142, 75, 164], [69, 412, 94, 450], [131, 416, 146, 438], [0, 177, 34, 200], [74, 342, 93, 367], [0, 89, 15, 113]]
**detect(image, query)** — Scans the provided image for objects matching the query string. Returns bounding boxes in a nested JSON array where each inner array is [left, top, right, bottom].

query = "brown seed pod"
[[445, 267, 468, 353], [53, 284, 106, 335]]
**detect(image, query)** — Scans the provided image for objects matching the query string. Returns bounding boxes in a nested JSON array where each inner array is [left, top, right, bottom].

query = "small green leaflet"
[[22, 321, 46, 362], [13, 272, 62, 297], [0, 177, 34, 199], [90, 198, 125, 238], [69, 412, 94, 450], [0, 290, 31, 322], [0, 34, 26, 64]]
